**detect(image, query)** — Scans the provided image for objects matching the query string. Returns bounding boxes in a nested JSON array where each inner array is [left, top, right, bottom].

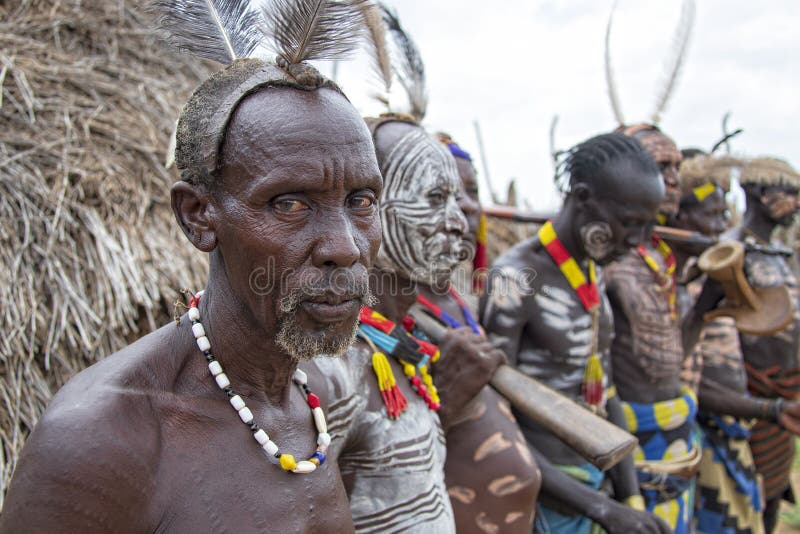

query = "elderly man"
[[482, 132, 670, 534], [1, 4, 386, 532]]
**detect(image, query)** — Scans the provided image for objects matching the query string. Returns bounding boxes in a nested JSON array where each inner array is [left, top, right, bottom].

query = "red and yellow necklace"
[[358, 306, 441, 419], [538, 221, 604, 408], [636, 233, 677, 319]]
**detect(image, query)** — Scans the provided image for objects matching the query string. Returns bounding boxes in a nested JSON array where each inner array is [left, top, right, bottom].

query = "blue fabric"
[[534, 464, 603, 534], [445, 143, 472, 161]]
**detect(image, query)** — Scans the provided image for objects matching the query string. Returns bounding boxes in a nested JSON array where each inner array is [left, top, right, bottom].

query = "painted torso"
[[417, 286, 540, 534], [738, 246, 800, 372], [483, 237, 613, 465], [605, 246, 684, 403], [336, 341, 455, 534]]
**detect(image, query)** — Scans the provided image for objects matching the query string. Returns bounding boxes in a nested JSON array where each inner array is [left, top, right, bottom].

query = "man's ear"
[[572, 182, 593, 205], [171, 181, 217, 252]]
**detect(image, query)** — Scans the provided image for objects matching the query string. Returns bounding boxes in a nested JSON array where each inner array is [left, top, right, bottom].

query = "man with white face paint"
[[482, 133, 671, 534], [333, 115, 507, 533], [376, 125, 471, 288]]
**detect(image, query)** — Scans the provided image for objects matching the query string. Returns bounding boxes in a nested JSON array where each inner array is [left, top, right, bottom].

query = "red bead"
[[410, 376, 422, 387], [307, 393, 320, 409]]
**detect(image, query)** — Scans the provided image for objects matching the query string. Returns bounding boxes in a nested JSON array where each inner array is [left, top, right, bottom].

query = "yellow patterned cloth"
[[621, 387, 700, 534]]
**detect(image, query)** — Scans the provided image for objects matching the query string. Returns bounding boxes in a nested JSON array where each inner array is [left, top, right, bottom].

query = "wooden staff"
[[480, 205, 793, 257], [410, 306, 638, 471]]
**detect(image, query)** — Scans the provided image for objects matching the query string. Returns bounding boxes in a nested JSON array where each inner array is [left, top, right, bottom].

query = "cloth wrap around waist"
[[621, 386, 700, 534], [694, 412, 764, 534], [745, 363, 800, 501], [533, 463, 606, 534]]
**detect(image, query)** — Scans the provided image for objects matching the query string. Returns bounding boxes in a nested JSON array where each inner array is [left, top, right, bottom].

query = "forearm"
[[698, 379, 779, 421], [530, 447, 613, 522], [605, 396, 641, 501]]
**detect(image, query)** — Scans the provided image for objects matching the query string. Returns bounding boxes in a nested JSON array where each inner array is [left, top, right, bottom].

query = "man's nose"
[[312, 212, 360, 268], [444, 198, 468, 235]]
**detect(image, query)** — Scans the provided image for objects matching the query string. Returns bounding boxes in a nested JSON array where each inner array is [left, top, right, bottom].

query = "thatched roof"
[[0, 0, 212, 504]]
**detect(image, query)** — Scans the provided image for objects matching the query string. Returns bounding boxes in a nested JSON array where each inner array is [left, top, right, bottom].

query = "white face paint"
[[377, 128, 470, 285], [579, 221, 614, 263]]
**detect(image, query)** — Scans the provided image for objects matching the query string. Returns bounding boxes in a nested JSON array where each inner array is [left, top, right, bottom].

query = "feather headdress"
[[361, 2, 392, 103], [150, 0, 371, 181], [604, 0, 695, 128], [381, 4, 428, 122], [151, 0, 263, 64]]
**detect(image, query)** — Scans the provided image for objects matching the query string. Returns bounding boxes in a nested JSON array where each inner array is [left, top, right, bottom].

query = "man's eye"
[[350, 195, 376, 209], [274, 199, 309, 213], [428, 192, 445, 204]]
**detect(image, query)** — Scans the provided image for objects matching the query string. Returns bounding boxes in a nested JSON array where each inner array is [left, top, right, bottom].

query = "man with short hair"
[[1, 5, 386, 531], [482, 132, 671, 534]]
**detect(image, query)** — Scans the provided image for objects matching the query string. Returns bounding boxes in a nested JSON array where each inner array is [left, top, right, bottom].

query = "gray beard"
[[275, 290, 376, 361]]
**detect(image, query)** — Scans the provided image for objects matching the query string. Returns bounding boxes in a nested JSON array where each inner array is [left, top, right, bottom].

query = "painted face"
[[762, 186, 800, 226], [212, 88, 382, 360], [636, 130, 682, 220], [455, 156, 481, 248], [679, 188, 728, 237], [377, 128, 470, 285]]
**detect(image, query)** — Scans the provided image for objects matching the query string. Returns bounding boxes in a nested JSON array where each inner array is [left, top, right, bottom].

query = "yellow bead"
[[280, 454, 297, 471], [403, 363, 415, 377]]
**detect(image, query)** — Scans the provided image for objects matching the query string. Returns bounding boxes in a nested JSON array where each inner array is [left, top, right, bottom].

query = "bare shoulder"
[[0, 324, 185, 533]]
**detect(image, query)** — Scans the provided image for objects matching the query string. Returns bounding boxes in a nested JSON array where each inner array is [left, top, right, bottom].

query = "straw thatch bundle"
[[0, 0, 212, 504], [484, 215, 538, 266]]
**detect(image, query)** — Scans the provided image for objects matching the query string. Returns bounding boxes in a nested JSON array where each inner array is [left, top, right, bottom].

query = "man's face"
[[575, 159, 664, 265], [455, 157, 481, 248], [762, 185, 800, 227], [377, 127, 469, 286], [213, 87, 382, 360], [637, 130, 682, 220], [674, 188, 728, 255]]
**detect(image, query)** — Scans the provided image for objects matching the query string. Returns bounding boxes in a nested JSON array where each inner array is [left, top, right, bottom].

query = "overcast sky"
[[327, 0, 800, 212]]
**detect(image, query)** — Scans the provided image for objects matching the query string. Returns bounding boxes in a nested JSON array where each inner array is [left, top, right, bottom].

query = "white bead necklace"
[[188, 290, 330, 474]]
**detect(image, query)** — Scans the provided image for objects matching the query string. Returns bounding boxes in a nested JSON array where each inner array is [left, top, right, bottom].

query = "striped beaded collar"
[[187, 290, 329, 475], [537, 220, 600, 312]]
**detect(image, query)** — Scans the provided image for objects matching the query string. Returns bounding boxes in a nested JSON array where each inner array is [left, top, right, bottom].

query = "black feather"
[[150, 0, 263, 64], [262, 0, 370, 65], [380, 4, 427, 121]]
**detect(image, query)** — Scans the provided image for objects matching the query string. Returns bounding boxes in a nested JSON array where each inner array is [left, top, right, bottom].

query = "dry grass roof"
[[0, 0, 212, 504]]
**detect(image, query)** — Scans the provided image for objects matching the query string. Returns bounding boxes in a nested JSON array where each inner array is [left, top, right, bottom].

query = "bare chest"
[[148, 403, 353, 533]]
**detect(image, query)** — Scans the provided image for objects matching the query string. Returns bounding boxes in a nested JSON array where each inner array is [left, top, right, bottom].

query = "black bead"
[[225, 387, 235, 397], [250, 423, 259, 431], [302, 384, 311, 393], [274, 451, 281, 459], [205, 354, 214, 362]]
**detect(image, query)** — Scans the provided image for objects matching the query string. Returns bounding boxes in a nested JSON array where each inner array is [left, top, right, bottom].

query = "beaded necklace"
[[636, 233, 677, 319], [416, 287, 481, 335], [188, 290, 329, 474], [358, 306, 441, 418], [538, 221, 604, 408]]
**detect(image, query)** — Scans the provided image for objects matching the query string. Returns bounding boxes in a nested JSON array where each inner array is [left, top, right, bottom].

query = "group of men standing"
[[2, 2, 800, 534]]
